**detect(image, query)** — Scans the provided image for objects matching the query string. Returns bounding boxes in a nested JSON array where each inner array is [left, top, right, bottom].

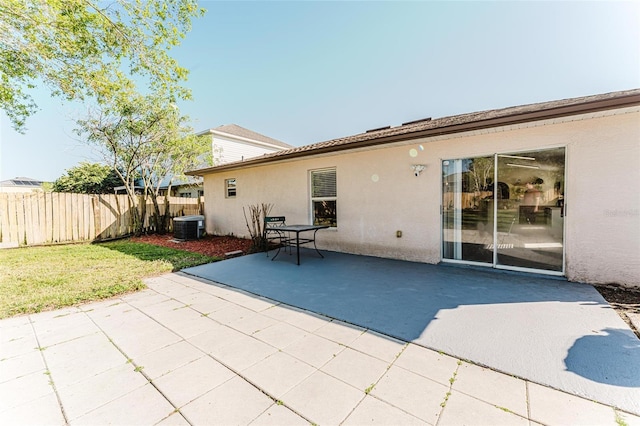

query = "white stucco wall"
[[201, 108, 640, 288]]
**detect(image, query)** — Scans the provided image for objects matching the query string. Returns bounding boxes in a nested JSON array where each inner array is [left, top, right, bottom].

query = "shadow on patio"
[[183, 249, 640, 415]]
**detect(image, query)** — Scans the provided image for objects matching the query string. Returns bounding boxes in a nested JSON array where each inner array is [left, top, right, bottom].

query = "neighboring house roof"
[[187, 89, 640, 176], [114, 176, 202, 193], [0, 177, 44, 188], [198, 124, 293, 150]]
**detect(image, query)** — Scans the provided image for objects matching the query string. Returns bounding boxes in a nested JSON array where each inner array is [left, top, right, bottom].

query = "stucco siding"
[[201, 109, 640, 287], [564, 112, 640, 285]]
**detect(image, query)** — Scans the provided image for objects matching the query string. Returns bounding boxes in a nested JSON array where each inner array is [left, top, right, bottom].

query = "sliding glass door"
[[442, 148, 565, 274]]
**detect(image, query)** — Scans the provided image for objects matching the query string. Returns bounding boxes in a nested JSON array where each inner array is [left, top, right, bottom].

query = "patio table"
[[265, 224, 330, 265]]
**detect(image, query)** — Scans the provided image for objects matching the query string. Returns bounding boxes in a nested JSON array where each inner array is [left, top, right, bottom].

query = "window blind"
[[311, 169, 336, 198]]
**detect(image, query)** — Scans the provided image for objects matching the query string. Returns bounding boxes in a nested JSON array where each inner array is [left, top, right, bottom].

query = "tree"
[[76, 93, 212, 234], [0, 0, 204, 132], [52, 162, 121, 193]]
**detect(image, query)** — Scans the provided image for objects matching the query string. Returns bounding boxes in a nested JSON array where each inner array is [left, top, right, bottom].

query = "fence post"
[[92, 195, 101, 241]]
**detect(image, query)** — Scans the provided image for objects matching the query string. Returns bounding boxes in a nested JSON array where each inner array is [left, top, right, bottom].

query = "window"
[[225, 178, 236, 198], [310, 168, 337, 227]]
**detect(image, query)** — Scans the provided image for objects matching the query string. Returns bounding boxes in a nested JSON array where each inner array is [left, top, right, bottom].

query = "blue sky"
[[1, 1, 639, 182]]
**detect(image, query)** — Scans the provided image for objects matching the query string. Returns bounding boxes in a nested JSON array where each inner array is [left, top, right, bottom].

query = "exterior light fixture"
[[411, 164, 426, 176]]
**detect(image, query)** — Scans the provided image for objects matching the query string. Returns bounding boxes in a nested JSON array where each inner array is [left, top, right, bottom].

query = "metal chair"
[[263, 216, 289, 257]]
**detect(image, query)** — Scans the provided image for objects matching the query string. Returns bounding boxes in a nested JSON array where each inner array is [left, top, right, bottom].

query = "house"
[[197, 124, 293, 165], [0, 177, 46, 193], [187, 89, 640, 288], [114, 125, 292, 198], [159, 124, 292, 197]]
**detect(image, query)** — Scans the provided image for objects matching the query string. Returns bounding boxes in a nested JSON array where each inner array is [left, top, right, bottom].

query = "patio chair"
[[263, 216, 290, 257]]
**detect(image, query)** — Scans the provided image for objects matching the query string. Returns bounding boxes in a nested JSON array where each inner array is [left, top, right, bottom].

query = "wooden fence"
[[0, 192, 204, 247]]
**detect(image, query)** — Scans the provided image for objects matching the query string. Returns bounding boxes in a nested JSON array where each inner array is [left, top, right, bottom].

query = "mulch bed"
[[130, 234, 253, 259]]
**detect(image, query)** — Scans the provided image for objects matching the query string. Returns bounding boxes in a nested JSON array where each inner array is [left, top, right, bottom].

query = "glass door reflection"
[[442, 147, 565, 274], [495, 148, 565, 272], [442, 156, 494, 264]]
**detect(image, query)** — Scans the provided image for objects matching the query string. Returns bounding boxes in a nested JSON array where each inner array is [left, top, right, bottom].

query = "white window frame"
[[225, 178, 237, 198], [310, 168, 337, 227]]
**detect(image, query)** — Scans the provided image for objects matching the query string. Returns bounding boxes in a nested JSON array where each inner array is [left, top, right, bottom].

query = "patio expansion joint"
[[433, 357, 462, 426], [340, 342, 426, 425], [28, 314, 69, 425]]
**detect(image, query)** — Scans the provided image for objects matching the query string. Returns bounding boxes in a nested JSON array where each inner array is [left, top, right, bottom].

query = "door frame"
[[440, 146, 567, 276]]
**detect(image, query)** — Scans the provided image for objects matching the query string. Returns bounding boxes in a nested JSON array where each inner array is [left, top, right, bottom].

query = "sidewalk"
[[1, 272, 638, 425]]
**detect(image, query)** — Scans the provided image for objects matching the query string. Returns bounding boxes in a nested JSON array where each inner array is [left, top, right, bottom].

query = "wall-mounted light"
[[411, 164, 426, 177]]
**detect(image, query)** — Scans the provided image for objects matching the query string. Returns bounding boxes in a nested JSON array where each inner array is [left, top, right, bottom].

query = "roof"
[[188, 89, 640, 176], [0, 177, 44, 187], [199, 124, 293, 149]]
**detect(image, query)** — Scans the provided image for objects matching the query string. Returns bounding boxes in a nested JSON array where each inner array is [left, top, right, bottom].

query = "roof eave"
[[187, 91, 640, 176]]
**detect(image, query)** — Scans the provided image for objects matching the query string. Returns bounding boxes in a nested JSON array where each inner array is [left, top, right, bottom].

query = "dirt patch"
[[595, 285, 640, 337], [130, 234, 253, 259]]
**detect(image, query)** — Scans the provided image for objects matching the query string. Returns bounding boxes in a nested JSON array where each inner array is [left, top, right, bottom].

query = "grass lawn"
[[0, 240, 218, 319]]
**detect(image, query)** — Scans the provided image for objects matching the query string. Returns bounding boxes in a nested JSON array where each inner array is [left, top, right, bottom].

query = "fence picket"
[[44, 192, 53, 242], [0, 194, 10, 243], [15, 195, 26, 245], [71, 193, 80, 241]]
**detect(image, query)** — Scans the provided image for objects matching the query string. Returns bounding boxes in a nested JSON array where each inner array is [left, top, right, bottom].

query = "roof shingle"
[[188, 89, 640, 175]]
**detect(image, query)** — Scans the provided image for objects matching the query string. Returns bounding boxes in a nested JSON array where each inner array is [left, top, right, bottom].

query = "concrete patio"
[[0, 254, 638, 425], [183, 250, 640, 416]]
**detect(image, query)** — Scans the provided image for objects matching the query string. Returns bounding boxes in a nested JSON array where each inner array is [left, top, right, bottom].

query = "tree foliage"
[[52, 162, 121, 193], [0, 0, 204, 131], [76, 93, 212, 234]]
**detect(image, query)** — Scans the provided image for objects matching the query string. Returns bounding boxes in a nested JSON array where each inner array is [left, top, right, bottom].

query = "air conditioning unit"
[[173, 215, 205, 240]]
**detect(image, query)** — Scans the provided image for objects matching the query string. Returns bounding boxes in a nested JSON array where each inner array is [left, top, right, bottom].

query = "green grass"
[[0, 240, 218, 319]]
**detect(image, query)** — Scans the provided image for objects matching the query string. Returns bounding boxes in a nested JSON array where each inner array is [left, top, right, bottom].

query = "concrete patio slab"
[[151, 356, 234, 408], [348, 330, 407, 363], [528, 381, 619, 425], [0, 369, 53, 410], [281, 333, 345, 368], [155, 412, 191, 426], [56, 363, 147, 421], [438, 390, 529, 425], [394, 344, 460, 387], [242, 351, 316, 398], [2, 269, 639, 425], [0, 391, 65, 426], [180, 376, 273, 425], [226, 310, 276, 333], [320, 347, 389, 391], [452, 361, 528, 417], [252, 321, 309, 349], [342, 395, 426, 425], [282, 370, 365, 425], [250, 403, 309, 425], [371, 365, 449, 424], [183, 250, 640, 414], [0, 349, 45, 383], [205, 333, 278, 372], [261, 304, 331, 332], [72, 383, 175, 425], [133, 340, 204, 380]]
